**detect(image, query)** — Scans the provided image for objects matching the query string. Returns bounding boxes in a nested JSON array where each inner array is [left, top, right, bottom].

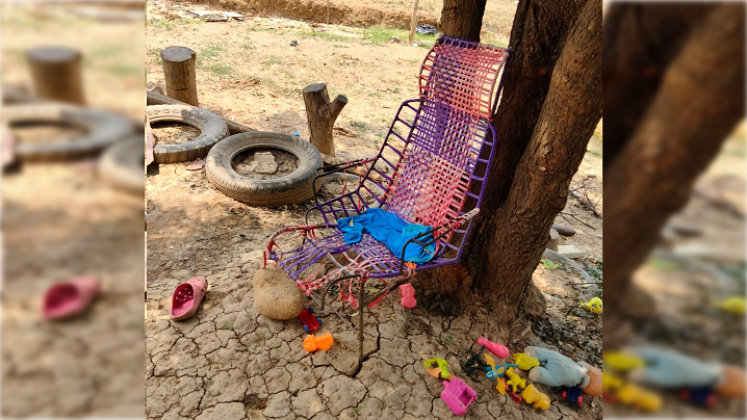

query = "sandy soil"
[[146, 4, 604, 420]]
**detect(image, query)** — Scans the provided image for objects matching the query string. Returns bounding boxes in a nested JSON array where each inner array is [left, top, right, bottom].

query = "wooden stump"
[[160, 46, 199, 106], [409, 0, 420, 45], [26, 46, 86, 105], [302, 83, 347, 156]]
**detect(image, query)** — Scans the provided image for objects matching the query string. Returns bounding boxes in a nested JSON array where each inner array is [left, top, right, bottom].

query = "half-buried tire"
[[147, 104, 228, 164], [99, 134, 144, 194], [206, 132, 322, 207]]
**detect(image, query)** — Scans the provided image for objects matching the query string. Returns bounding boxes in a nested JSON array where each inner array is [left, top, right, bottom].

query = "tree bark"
[[475, 0, 602, 327], [26, 46, 86, 105], [302, 83, 348, 156], [440, 0, 487, 41], [603, 3, 717, 166], [160, 46, 199, 107], [409, 0, 421, 45], [603, 2, 746, 318]]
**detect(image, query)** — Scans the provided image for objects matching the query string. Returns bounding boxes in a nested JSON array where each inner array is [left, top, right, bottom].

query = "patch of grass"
[[103, 64, 142, 76], [202, 63, 233, 76], [301, 29, 354, 43], [362, 26, 437, 48], [263, 55, 283, 65], [586, 148, 603, 159], [482, 31, 508, 48], [350, 121, 368, 131], [200, 45, 224, 60]]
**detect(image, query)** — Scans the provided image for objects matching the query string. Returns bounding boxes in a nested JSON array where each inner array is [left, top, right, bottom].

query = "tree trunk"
[[302, 83, 348, 156], [26, 46, 86, 105], [160, 46, 199, 107], [434, 0, 601, 334], [440, 0, 487, 41], [409, 0, 421, 45], [603, 3, 745, 321]]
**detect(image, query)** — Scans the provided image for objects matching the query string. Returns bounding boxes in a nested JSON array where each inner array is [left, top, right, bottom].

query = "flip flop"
[[171, 276, 208, 321], [42, 276, 100, 320]]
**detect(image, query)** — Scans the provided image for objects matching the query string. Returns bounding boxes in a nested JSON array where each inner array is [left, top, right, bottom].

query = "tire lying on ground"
[[147, 104, 229, 164], [99, 135, 144, 194], [2, 103, 133, 161], [206, 132, 322, 206]]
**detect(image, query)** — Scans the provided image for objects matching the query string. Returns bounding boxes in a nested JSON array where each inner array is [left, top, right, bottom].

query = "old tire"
[[147, 104, 228, 164], [2, 103, 133, 161], [206, 131, 322, 206], [99, 135, 144, 194]]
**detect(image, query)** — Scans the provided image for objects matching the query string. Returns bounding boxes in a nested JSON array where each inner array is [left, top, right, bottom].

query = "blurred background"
[[1, 1, 145, 417], [603, 1, 746, 418]]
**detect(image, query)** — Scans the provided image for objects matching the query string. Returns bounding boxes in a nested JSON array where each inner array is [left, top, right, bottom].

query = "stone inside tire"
[[147, 104, 228, 164], [99, 134, 144, 194], [2, 103, 133, 161], [206, 132, 322, 207]]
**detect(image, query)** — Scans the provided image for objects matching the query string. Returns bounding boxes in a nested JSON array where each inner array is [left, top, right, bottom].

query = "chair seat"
[[273, 226, 453, 292]]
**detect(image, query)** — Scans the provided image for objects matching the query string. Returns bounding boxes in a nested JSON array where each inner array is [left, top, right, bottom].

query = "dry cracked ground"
[[145, 159, 603, 420]]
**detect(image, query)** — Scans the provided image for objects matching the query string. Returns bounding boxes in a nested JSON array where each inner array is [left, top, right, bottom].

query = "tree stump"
[[26, 46, 86, 105], [302, 83, 347, 156], [160, 46, 199, 106], [409, 0, 421, 45]]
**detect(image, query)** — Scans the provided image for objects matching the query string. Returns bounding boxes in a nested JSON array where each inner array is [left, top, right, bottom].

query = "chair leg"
[[358, 277, 364, 370]]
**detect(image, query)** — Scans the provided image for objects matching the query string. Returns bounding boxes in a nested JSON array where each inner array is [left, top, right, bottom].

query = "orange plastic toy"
[[303, 332, 334, 352]]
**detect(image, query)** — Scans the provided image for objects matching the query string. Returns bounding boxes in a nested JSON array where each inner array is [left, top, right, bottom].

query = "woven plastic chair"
[[265, 36, 509, 365]]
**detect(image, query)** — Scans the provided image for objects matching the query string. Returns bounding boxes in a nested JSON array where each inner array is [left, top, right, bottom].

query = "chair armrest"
[[398, 209, 480, 272]]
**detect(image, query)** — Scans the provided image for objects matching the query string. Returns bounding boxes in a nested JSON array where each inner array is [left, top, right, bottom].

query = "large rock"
[[253, 265, 305, 320]]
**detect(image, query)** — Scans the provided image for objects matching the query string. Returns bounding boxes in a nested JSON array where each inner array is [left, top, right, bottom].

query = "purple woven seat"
[[265, 37, 509, 361]]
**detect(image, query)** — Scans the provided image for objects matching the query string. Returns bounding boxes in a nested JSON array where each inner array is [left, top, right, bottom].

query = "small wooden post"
[[302, 83, 347, 157], [26, 46, 86, 105], [409, 0, 420, 45], [160, 46, 199, 107]]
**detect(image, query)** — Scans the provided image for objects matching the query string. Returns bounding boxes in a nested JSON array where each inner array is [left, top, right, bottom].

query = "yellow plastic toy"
[[714, 296, 746, 315], [496, 377, 507, 395], [522, 384, 550, 410], [602, 372, 624, 393], [616, 384, 662, 412], [579, 297, 603, 314], [505, 368, 526, 393], [513, 353, 541, 370], [603, 352, 645, 372]]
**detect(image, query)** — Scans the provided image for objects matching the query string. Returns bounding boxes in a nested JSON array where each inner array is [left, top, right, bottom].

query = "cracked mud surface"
[[145, 157, 603, 420]]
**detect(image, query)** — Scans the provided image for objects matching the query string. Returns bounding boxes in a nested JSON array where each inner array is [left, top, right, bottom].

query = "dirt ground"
[[145, 3, 604, 420], [1, 3, 145, 417]]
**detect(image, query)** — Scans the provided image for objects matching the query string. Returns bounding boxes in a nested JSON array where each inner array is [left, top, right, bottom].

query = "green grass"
[[202, 63, 233, 76], [263, 55, 283, 65], [361, 26, 438, 47], [350, 121, 368, 131], [586, 148, 603, 159], [200, 45, 224, 60], [300, 29, 354, 42]]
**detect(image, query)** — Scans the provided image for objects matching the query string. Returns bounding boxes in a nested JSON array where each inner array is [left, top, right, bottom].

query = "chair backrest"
[[383, 37, 508, 230]]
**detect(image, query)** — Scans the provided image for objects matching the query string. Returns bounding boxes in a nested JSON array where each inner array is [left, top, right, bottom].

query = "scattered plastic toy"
[[603, 351, 645, 372], [523, 384, 551, 410], [303, 332, 334, 352], [713, 296, 745, 315], [477, 337, 509, 358], [496, 377, 508, 395], [461, 345, 489, 382], [298, 307, 323, 334], [290, 40, 298, 47], [399, 283, 416, 308], [579, 297, 603, 314], [562, 385, 583, 406], [513, 353, 541, 370], [441, 376, 476, 417], [485, 364, 519, 380], [680, 386, 716, 407], [505, 368, 526, 393], [509, 391, 523, 403], [293, 131, 301, 137], [424, 358, 450, 380], [616, 383, 662, 411]]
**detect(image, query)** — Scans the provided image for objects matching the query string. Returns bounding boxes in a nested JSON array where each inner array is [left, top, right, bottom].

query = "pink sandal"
[[42, 276, 100, 320], [171, 276, 208, 321]]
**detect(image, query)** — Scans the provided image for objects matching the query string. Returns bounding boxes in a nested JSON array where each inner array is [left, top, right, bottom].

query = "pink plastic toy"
[[478, 337, 509, 358], [399, 284, 416, 308], [441, 376, 476, 416]]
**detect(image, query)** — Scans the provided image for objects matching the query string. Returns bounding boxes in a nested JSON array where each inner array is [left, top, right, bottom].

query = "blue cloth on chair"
[[337, 208, 437, 264]]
